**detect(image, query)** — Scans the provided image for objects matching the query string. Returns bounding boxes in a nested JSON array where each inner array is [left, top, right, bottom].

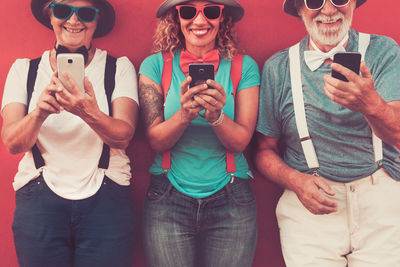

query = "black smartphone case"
[[331, 52, 361, 82], [189, 63, 214, 87]]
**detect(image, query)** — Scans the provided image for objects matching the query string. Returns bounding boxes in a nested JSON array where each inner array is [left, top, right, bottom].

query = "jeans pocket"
[[103, 176, 132, 199], [15, 177, 44, 199], [145, 174, 171, 203], [228, 178, 256, 206]]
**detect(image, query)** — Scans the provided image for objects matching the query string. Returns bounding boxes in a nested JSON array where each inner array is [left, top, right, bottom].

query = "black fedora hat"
[[284, 0, 367, 17], [156, 0, 244, 22], [31, 0, 115, 38]]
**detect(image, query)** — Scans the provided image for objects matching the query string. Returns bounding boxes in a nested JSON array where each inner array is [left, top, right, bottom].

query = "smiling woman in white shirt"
[[1, 0, 138, 266]]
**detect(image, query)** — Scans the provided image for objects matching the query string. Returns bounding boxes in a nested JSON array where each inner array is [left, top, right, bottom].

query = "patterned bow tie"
[[180, 49, 220, 74], [304, 33, 349, 71]]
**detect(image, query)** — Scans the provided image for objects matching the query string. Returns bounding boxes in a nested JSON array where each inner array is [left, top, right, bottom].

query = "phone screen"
[[331, 52, 361, 82], [189, 63, 214, 88]]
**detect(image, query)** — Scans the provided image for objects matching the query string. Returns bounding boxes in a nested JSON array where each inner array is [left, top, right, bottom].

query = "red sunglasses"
[[175, 5, 224, 21]]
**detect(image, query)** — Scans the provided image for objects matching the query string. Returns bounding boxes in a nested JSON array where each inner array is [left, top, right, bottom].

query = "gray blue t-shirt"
[[140, 50, 260, 197], [257, 29, 400, 182]]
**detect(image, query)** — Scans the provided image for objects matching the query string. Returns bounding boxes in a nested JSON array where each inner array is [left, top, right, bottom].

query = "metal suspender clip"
[[229, 173, 235, 183], [377, 160, 383, 168]]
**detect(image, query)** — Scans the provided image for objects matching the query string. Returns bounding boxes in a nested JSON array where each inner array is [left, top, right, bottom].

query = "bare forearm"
[[364, 100, 400, 146], [147, 110, 190, 152], [255, 147, 300, 191], [213, 115, 254, 153], [83, 110, 135, 149], [2, 109, 45, 154], [211, 86, 258, 153]]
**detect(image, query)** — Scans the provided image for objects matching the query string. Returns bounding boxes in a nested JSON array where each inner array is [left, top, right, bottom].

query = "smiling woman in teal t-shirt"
[[138, 0, 260, 266], [140, 51, 259, 198]]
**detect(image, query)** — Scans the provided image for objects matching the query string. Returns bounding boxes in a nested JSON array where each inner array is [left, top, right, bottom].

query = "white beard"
[[301, 11, 353, 46]]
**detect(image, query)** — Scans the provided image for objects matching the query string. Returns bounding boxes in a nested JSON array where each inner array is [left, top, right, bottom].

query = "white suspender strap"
[[359, 33, 383, 164], [358, 32, 369, 61], [289, 43, 320, 170]]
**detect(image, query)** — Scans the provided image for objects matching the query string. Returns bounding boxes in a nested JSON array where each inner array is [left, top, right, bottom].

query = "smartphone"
[[57, 53, 85, 91], [189, 63, 214, 88], [331, 52, 361, 82]]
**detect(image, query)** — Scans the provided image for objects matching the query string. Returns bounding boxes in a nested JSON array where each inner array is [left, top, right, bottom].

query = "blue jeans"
[[143, 174, 258, 267], [12, 175, 135, 267]]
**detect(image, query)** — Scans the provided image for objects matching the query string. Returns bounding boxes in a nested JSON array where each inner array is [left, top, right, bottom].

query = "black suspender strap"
[[27, 58, 45, 169], [98, 54, 117, 169], [27, 54, 117, 170]]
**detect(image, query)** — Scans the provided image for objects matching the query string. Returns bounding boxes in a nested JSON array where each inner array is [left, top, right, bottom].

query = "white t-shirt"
[[1, 48, 139, 200]]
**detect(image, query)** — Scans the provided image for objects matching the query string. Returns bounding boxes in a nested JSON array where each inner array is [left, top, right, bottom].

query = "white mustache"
[[314, 13, 345, 23]]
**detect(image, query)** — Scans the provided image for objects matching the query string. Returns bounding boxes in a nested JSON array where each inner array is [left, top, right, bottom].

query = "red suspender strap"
[[161, 52, 173, 170], [230, 54, 243, 99], [226, 54, 244, 173]]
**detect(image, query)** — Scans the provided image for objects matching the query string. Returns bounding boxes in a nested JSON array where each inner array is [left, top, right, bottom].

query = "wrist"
[[364, 97, 386, 117], [32, 107, 49, 122], [83, 108, 103, 124], [287, 169, 305, 194], [208, 109, 224, 127], [179, 109, 192, 125]]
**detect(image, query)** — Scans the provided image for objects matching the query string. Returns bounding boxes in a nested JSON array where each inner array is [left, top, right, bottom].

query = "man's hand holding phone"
[[324, 52, 380, 114]]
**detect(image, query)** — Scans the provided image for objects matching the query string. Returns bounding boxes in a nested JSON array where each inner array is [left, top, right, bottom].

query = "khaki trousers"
[[276, 168, 400, 267]]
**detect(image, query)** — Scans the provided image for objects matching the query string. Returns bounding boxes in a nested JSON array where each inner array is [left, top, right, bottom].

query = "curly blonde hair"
[[152, 8, 240, 60]]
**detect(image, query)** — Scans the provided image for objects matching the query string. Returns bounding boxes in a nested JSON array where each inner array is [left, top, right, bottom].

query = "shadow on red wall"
[[0, 0, 399, 266]]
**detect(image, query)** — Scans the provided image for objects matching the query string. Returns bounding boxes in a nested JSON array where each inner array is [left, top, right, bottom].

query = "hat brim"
[[31, 0, 115, 38], [284, 0, 367, 17], [156, 0, 244, 22]]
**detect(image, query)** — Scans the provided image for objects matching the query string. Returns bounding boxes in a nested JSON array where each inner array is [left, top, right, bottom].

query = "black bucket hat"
[[31, 0, 115, 38], [156, 0, 244, 22], [283, 0, 367, 17]]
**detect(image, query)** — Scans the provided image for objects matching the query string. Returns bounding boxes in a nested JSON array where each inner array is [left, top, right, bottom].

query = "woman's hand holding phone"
[[193, 79, 226, 124], [179, 76, 205, 123], [35, 73, 64, 119], [52, 73, 101, 121]]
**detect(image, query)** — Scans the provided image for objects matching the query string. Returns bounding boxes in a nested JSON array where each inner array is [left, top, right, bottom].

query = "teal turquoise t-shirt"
[[257, 29, 400, 182], [139, 50, 260, 198]]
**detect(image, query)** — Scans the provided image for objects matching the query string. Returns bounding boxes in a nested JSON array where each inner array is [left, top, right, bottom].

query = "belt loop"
[[371, 172, 379, 185], [161, 173, 174, 195], [225, 180, 232, 197]]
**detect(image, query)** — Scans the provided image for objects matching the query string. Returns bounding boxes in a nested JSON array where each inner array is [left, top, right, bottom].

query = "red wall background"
[[0, 1, 399, 266]]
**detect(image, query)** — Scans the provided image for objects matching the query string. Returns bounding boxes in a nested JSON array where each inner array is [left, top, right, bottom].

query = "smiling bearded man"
[[255, 0, 400, 266]]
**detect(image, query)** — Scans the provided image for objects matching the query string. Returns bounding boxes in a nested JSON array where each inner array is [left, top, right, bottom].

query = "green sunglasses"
[[50, 3, 99, 23]]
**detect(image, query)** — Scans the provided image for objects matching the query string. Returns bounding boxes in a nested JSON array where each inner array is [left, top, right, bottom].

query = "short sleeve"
[[112, 56, 139, 105], [256, 51, 288, 138], [138, 52, 164, 86], [1, 58, 30, 110], [237, 55, 260, 91], [367, 35, 400, 103]]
